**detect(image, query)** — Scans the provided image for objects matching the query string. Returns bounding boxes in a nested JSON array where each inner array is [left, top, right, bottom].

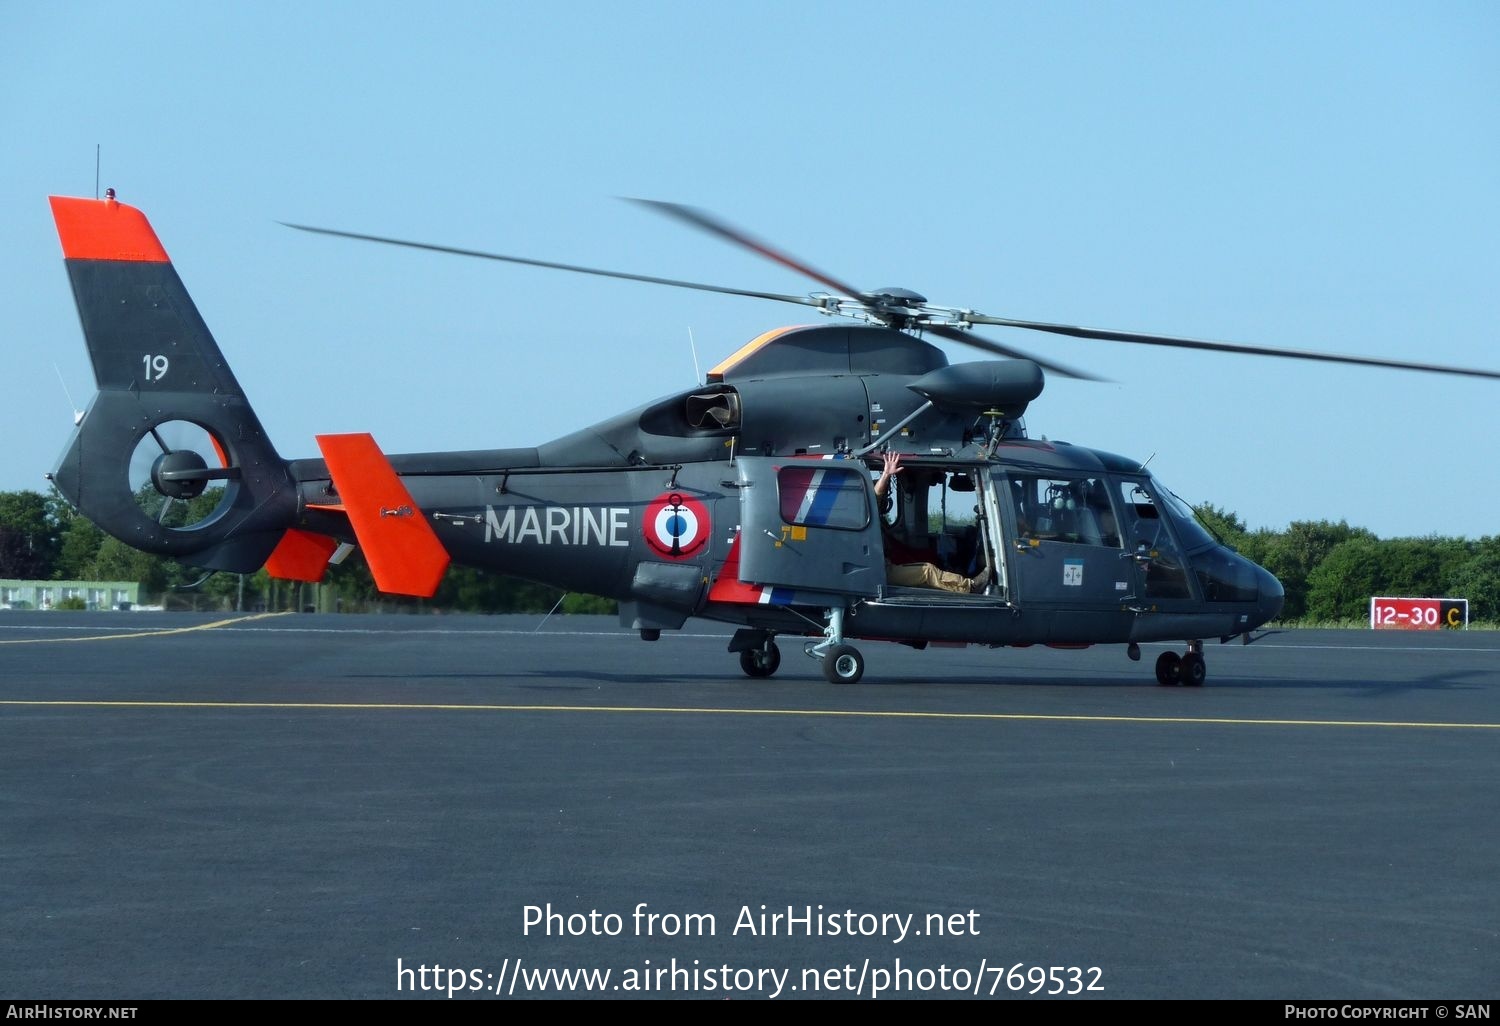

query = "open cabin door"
[[734, 457, 885, 597]]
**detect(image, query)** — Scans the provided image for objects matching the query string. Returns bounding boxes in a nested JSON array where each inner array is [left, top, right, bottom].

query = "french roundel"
[[643, 492, 710, 559]]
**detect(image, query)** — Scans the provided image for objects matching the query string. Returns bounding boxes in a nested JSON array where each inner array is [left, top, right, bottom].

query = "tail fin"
[[48, 195, 297, 572]]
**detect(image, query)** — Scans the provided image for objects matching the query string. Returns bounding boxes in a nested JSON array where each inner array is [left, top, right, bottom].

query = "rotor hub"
[[151, 449, 210, 500]]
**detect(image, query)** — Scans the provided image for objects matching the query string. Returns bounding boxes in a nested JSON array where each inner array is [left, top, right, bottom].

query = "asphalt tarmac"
[[2, 611, 1496, 1001]]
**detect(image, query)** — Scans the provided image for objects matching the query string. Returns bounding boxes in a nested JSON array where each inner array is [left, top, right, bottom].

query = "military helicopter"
[[44, 192, 1500, 686]]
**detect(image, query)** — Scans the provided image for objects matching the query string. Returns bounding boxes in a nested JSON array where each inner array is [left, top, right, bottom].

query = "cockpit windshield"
[[1149, 479, 1219, 554]]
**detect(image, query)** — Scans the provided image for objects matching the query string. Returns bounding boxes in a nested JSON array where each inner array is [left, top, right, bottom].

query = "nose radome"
[[1255, 565, 1285, 627]]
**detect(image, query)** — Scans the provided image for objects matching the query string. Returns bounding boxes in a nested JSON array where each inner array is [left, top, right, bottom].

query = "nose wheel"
[[1155, 644, 1206, 686]]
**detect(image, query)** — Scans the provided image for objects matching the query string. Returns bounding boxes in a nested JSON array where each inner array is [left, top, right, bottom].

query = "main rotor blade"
[[625, 198, 873, 303], [966, 314, 1500, 381], [923, 324, 1107, 383], [281, 223, 825, 309]]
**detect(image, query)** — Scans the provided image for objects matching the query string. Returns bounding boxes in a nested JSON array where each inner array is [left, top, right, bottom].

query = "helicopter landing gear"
[[821, 644, 865, 685], [739, 640, 781, 678], [1155, 642, 1206, 686], [805, 606, 866, 684]]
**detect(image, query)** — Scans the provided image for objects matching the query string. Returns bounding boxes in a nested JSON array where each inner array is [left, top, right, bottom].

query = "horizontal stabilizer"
[[316, 433, 450, 597]]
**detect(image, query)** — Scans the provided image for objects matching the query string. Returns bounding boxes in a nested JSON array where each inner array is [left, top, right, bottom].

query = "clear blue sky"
[[4, 1, 1497, 540]]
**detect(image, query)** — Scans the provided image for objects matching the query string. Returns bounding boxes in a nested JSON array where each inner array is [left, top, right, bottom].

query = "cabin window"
[[776, 465, 869, 531], [1009, 475, 1121, 548]]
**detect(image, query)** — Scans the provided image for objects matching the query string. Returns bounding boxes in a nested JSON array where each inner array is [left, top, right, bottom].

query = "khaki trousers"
[[887, 561, 971, 594]]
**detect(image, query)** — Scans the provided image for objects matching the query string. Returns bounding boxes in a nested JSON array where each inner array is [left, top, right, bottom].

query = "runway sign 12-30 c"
[[1369, 596, 1469, 630]]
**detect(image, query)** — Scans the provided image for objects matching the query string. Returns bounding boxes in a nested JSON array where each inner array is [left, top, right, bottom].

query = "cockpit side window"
[[1115, 478, 1194, 599], [1118, 480, 1167, 544], [1153, 484, 1220, 554], [1120, 478, 1217, 554], [1009, 474, 1121, 548]]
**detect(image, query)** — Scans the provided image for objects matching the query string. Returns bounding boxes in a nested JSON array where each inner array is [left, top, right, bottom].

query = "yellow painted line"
[[0, 611, 291, 644], [0, 698, 1494, 730]]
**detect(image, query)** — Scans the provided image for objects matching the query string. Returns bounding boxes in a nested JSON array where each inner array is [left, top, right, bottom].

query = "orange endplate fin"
[[315, 433, 450, 597], [265, 528, 340, 583]]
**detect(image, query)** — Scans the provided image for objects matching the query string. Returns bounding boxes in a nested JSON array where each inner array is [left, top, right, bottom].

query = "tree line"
[[1193, 505, 1499, 625], [0, 488, 608, 615], [2, 488, 1495, 624]]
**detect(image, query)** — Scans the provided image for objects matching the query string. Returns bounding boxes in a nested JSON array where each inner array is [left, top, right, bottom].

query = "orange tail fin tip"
[[48, 195, 170, 263]]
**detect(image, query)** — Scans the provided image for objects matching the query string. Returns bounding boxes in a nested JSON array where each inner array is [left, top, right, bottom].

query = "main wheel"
[[1155, 650, 1182, 686], [821, 644, 865, 685], [739, 641, 781, 678], [1179, 651, 1207, 687]]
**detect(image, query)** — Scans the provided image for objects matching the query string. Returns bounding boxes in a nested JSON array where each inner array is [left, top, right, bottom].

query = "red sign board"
[[1369, 597, 1468, 630]]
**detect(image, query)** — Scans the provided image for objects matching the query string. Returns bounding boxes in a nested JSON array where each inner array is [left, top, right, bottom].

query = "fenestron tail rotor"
[[126, 420, 236, 528]]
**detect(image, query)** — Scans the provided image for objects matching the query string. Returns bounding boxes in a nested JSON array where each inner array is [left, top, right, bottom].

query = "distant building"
[[0, 580, 142, 611]]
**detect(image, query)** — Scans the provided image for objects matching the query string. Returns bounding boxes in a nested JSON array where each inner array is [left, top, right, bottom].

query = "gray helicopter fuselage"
[[283, 383, 1282, 650], [47, 194, 1289, 684]]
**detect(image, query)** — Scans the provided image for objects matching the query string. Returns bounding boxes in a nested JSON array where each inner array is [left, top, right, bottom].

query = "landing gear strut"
[[806, 606, 865, 684], [1155, 641, 1206, 686]]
